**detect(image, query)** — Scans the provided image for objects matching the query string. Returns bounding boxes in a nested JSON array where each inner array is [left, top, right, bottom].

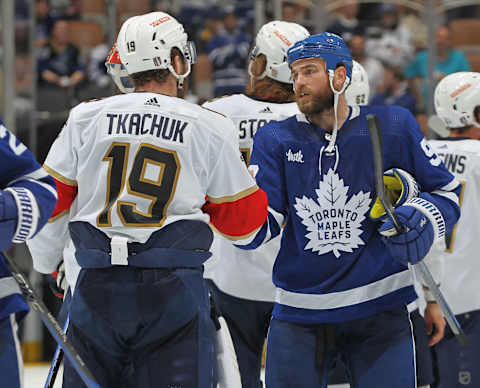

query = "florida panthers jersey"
[[27, 93, 267, 276], [203, 94, 299, 301], [236, 105, 461, 323], [0, 119, 57, 320], [424, 138, 480, 315]]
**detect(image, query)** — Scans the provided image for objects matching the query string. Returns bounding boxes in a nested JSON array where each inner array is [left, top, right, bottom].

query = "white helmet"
[[434, 71, 480, 129], [249, 21, 309, 84], [116, 12, 197, 89], [345, 60, 370, 106], [105, 43, 135, 93]]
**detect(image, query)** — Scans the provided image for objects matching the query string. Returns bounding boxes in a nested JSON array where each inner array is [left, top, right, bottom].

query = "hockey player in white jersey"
[[26, 12, 268, 388], [424, 72, 480, 388], [201, 20, 309, 388]]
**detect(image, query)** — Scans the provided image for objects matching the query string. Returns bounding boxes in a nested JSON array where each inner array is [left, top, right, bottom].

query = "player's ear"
[[333, 66, 347, 91], [172, 53, 187, 76]]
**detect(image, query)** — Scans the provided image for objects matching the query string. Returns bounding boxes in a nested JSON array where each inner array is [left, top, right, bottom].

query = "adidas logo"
[[259, 106, 273, 113], [145, 97, 161, 107]]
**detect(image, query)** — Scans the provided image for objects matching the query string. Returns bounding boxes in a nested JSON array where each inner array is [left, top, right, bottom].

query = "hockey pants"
[[265, 306, 416, 388], [63, 266, 216, 388]]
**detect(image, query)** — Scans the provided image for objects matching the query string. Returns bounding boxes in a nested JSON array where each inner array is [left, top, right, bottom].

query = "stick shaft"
[[366, 114, 466, 346], [3, 252, 101, 387]]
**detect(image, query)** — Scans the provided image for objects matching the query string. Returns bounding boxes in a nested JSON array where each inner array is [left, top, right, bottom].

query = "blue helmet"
[[287, 32, 353, 81]]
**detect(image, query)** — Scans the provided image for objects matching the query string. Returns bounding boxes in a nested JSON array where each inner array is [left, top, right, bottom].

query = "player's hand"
[[370, 168, 419, 221], [48, 261, 66, 299], [424, 302, 446, 346], [378, 205, 434, 266]]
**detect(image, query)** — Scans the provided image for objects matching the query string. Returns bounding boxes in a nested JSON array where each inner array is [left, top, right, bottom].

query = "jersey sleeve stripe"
[[51, 178, 78, 218], [207, 185, 259, 204], [439, 179, 461, 191], [209, 223, 262, 241], [203, 187, 268, 239], [43, 165, 78, 186], [431, 190, 459, 206], [48, 209, 69, 222]]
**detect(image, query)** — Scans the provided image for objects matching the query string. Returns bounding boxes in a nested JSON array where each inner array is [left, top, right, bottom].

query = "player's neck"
[[307, 98, 350, 132], [136, 78, 180, 98], [450, 125, 480, 140]]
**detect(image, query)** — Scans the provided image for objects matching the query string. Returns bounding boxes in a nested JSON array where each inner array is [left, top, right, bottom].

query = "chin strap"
[[325, 71, 350, 153], [167, 61, 191, 95]]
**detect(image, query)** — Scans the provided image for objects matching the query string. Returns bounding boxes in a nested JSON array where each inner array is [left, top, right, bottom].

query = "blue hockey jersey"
[[0, 120, 57, 320], [236, 105, 461, 324]]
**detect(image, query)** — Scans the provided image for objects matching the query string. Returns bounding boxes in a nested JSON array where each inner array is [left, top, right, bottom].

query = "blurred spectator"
[[35, 0, 57, 48], [327, 0, 364, 43], [405, 25, 471, 109], [49, 0, 82, 19], [443, 1, 480, 23], [349, 34, 384, 94], [197, 6, 221, 54], [397, 5, 428, 52], [282, 1, 311, 26], [207, 7, 250, 97], [365, 3, 413, 67], [15, 0, 30, 22], [88, 40, 110, 89], [370, 65, 417, 114], [37, 19, 86, 89]]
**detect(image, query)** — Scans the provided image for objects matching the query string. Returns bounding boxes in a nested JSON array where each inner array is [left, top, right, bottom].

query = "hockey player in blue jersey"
[[235, 33, 461, 388], [0, 119, 57, 388]]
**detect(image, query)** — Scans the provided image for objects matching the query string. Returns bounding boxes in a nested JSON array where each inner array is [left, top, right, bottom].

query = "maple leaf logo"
[[294, 169, 371, 258]]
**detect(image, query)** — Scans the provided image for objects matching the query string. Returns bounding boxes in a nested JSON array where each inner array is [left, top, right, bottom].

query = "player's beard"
[[296, 88, 334, 116]]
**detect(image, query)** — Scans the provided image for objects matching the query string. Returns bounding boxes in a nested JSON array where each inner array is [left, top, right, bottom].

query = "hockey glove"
[[370, 168, 420, 221], [0, 190, 18, 250], [378, 205, 434, 266], [48, 261, 66, 299]]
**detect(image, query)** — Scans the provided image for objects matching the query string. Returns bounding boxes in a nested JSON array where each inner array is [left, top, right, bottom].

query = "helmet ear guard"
[[105, 43, 135, 93]]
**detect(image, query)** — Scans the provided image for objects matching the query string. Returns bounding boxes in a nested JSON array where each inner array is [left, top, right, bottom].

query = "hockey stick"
[[3, 252, 102, 387], [366, 114, 467, 347], [45, 313, 68, 388]]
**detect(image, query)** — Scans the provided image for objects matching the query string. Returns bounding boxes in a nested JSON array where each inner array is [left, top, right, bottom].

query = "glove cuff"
[[5, 187, 40, 243], [404, 196, 446, 242]]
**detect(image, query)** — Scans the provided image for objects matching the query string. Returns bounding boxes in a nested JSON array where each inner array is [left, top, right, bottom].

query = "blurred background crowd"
[[0, 0, 480, 364]]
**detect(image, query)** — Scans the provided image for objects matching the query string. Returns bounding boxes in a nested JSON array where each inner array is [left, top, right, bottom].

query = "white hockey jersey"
[[425, 138, 480, 315], [27, 92, 268, 279], [203, 94, 299, 302]]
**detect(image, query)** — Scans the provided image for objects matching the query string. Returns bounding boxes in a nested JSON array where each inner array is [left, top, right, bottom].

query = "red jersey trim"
[[202, 187, 268, 239], [50, 178, 78, 219]]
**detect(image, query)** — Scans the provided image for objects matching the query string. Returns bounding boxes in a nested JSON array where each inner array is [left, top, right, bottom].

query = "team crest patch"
[[294, 169, 371, 258]]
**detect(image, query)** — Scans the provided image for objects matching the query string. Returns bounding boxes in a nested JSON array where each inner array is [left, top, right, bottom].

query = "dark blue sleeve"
[[0, 120, 57, 248], [235, 122, 287, 249]]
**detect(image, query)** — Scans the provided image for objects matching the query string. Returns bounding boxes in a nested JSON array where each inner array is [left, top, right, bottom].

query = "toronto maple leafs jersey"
[[0, 119, 57, 320], [423, 138, 480, 316], [202, 94, 299, 301], [27, 93, 267, 278], [236, 105, 461, 323]]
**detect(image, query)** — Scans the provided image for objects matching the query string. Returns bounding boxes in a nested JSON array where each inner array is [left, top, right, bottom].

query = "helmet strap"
[[326, 70, 350, 153], [167, 60, 191, 96]]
